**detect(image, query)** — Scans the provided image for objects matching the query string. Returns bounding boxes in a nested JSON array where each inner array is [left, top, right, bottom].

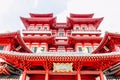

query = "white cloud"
[[0, 0, 14, 15], [0, 0, 120, 35]]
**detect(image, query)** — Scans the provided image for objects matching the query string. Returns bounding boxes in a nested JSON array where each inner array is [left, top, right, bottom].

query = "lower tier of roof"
[[0, 50, 120, 61]]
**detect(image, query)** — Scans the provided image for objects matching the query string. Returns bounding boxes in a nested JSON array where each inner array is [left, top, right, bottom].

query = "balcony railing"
[[0, 50, 90, 56], [1, 50, 120, 56], [55, 36, 68, 39], [71, 30, 101, 34], [22, 30, 52, 34]]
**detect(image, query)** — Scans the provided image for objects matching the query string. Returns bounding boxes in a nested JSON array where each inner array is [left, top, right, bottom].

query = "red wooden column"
[[22, 70, 27, 80], [77, 71, 81, 80], [99, 71, 104, 80], [45, 70, 49, 80]]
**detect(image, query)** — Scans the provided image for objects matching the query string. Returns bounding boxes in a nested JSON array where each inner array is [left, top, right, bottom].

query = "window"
[[36, 47, 46, 53], [0, 46, 4, 50], [44, 27, 48, 31], [74, 25, 79, 30], [90, 26, 95, 30], [78, 47, 82, 52], [36, 26, 41, 31], [82, 27, 87, 31], [76, 27, 79, 31], [86, 47, 92, 53], [41, 47, 45, 52], [59, 32, 64, 37], [29, 26, 34, 31], [89, 24, 95, 30], [58, 46, 65, 52], [58, 46, 65, 49], [31, 47, 37, 53]]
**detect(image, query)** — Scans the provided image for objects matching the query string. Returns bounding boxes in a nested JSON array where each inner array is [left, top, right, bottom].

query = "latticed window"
[[82, 27, 87, 31], [36, 26, 41, 31], [76, 27, 79, 31], [44, 27, 48, 31], [78, 47, 82, 52], [90, 26, 95, 30], [36, 47, 46, 53], [86, 47, 92, 53], [29, 26, 34, 31], [58, 46, 65, 49], [74, 24, 79, 31], [31, 47, 37, 53], [0, 46, 4, 50], [58, 32, 64, 37], [41, 47, 45, 52]]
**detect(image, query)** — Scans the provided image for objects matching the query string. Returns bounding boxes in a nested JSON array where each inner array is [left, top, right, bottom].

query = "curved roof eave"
[[30, 13, 53, 17], [67, 17, 104, 29], [0, 31, 32, 53], [20, 16, 56, 29], [16, 31, 32, 53], [70, 13, 94, 18], [0, 50, 120, 61], [92, 32, 120, 54]]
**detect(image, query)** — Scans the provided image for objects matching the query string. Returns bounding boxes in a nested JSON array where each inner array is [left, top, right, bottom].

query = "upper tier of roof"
[[30, 13, 94, 18], [70, 13, 94, 18], [20, 17, 56, 29], [20, 13, 103, 29], [67, 17, 103, 29], [30, 13, 53, 17]]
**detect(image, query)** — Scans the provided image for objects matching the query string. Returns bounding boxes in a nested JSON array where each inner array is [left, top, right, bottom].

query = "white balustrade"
[[71, 30, 101, 34], [0, 50, 120, 57]]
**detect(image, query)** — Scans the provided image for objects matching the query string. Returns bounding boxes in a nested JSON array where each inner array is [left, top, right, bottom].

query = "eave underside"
[[93, 32, 120, 54], [0, 51, 120, 71]]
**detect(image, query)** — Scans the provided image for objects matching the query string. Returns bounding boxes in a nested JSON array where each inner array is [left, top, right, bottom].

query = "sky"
[[0, 0, 120, 36]]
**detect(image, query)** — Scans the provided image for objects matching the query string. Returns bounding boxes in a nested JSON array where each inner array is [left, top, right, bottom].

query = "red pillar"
[[77, 71, 81, 80], [100, 71, 104, 80], [45, 70, 49, 80], [22, 70, 26, 80]]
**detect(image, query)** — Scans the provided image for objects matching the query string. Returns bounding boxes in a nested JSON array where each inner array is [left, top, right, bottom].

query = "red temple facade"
[[0, 13, 120, 80]]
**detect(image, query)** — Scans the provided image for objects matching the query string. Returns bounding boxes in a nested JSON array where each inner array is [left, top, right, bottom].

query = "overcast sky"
[[0, 0, 120, 36]]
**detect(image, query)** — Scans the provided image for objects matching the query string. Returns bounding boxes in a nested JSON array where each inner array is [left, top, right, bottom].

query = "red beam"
[[26, 70, 100, 75], [80, 70, 100, 75], [49, 71, 77, 75], [26, 70, 46, 74]]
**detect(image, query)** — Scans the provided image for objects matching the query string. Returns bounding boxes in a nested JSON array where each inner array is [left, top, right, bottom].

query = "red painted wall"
[[30, 74, 45, 80], [50, 75, 76, 80], [81, 75, 96, 80]]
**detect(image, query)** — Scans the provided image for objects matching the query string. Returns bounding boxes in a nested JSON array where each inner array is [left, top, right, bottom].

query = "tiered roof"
[[21, 13, 56, 29], [93, 32, 120, 53], [68, 35, 102, 44], [0, 31, 31, 53], [23, 35, 54, 43], [70, 13, 94, 18], [30, 13, 53, 17], [0, 13, 120, 76], [0, 50, 120, 71], [67, 13, 104, 29]]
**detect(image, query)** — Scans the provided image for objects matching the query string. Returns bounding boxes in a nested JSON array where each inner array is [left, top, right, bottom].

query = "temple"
[[0, 13, 120, 80]]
